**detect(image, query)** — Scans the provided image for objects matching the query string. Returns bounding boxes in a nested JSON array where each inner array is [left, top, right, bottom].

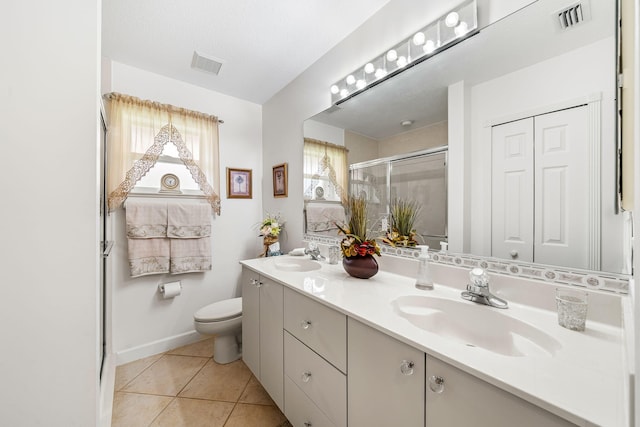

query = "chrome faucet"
[[461, 268, 508, 309], [304, 244, 326, 261]]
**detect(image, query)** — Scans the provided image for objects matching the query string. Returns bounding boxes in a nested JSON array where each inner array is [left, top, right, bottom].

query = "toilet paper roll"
[[159, 281, 181, 299]]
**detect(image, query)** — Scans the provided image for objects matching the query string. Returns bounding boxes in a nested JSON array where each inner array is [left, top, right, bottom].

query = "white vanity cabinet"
[[425, 356, 576, 426], [241, 268, 284, 409], [283, 287, 347, 427], [348, 318, 425, 427]]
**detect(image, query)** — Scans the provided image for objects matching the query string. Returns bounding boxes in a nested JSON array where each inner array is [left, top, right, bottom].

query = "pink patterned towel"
[[170, 237, 212, 274], [167, 202, 211, 238], [126, 200, 168, 238], [127, 238, 170, 278]]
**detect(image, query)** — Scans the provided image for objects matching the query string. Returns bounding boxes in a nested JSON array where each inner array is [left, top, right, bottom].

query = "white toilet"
[[193, 297, 242, 364]]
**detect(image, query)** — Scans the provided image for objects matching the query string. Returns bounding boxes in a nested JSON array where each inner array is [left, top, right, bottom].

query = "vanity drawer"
[[285, 376, 337, 427], [284, 287, 347, 373], [284, 331, 346, 427]]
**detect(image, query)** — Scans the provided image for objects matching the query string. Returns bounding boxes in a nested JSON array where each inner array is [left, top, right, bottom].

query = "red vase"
[[343, 254, 379, 279]]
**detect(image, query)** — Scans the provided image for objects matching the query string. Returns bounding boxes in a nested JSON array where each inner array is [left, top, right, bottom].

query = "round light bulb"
[[346, 74, 356, 85], [374, 68, 387, 79], [356, 79, 366, 90], [423, 40, 436, 54], [340, 88, 349, 98], [454, 21, 469, 37], [397, 56, 408, 68], [412, 32, 425, 46], [330, 85, 339, 95], [445, 11, 459, 28], [364, 63, 375, 74], [386, 49, 398, 62]]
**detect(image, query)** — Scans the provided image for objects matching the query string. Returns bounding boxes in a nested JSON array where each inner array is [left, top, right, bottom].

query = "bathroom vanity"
[[240, 256, 628, 427]]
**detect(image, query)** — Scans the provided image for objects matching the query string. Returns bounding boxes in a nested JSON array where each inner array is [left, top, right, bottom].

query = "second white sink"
[[274, 258, 322, 272], [393, 295, 561, 357]]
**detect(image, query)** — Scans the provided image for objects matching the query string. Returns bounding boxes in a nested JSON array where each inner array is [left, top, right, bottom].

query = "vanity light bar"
[[330, 0, 478, 105]]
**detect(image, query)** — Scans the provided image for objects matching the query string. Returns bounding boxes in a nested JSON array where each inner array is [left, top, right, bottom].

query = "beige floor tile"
[[239, 375, 275, 406], [149, 397, 235, 427], [179, 359, 252, 402], [224, 403, 288, 427], [123, 354, 208, 396], [166, 337, 214, 358], [111, 391, 173, 427], [114, 353, 164, 391]]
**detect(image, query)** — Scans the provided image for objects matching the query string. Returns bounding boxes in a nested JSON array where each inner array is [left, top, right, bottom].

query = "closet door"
[[534, 106, 590, 269], [491, 118, 534, 262]]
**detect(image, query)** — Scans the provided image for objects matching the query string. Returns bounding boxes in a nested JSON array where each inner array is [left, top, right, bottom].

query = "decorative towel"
[[306, 203, 346, 234], [170, 237, 212, 274], [127, 238, 170, 278], [126, 200, 168, 238], [167, 202, 212, 238]]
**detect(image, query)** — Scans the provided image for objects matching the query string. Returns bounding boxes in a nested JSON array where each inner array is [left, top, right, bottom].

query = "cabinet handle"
[[510, 250, 518, 258], [301, 371, 312, 383], [301, 320, 312, 330], [304, 423, 312, 427], [429, 375, 445, 393], [400, 360, 415, 375], [250, 279, 262, 288]]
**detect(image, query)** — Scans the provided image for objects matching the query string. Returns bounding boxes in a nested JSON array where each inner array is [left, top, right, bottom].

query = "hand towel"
[[167, 202, 212, 239], [126, 200, 168, 238], [170, 237, 212, 274], [306, 203, 346, 234], [127, 238, 170, 278]]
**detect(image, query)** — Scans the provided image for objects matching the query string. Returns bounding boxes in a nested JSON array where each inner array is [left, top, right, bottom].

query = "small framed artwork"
[[272, 163, 288, 198], [226, 167, 252, 199]]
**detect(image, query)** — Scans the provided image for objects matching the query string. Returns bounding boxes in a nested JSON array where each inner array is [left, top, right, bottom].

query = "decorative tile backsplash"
[[303, 235, 630, 295]]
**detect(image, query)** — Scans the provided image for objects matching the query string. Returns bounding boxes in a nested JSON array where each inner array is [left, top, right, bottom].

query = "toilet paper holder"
[[158, 281, 182, 298]]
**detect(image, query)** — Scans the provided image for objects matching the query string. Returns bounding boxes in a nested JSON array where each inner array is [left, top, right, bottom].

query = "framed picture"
[[272, 163, 288, 198], [226, 167, 252, 199]]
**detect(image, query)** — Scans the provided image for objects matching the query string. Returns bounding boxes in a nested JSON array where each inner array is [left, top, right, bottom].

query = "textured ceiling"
[[102, 0, 391, 104]]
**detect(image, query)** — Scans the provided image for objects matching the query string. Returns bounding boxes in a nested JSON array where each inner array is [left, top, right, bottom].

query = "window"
[[303, 138, 348, 204]]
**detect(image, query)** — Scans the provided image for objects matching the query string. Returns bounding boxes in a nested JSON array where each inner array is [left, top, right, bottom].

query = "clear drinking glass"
[[555, 288, 588, 331]]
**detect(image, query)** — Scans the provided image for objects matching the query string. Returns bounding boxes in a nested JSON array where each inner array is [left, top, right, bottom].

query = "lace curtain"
[[303, 137, 348, 204], [104, 93, 221, 214]]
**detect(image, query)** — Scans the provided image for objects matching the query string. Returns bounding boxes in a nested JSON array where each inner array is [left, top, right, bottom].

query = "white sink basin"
[[274, 258, 322, 272], [392, 295, 561, 357]]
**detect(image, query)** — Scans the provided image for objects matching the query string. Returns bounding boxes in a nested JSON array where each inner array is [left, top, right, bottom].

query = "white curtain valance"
[[303, 137, 348, 205], [104, 92, 221, 214]]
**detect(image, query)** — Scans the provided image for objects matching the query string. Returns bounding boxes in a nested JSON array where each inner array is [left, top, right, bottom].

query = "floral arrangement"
[[258, 213, 283, 238], [382, 198, 421, 247], [336, 195, 381, 258]]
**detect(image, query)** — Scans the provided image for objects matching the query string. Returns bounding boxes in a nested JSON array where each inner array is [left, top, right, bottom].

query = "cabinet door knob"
[[250, 279, 263, 287], [304, 423, 312, 427], [429, 375, 445, 393], [301, 371, 312, 383], [301, 320, 312, 330], [510, 250, 518, 258], [400, 360, 415, 375]]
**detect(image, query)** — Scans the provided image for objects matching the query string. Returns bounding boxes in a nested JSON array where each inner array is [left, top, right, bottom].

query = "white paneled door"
[[491, 105, 592, 269]]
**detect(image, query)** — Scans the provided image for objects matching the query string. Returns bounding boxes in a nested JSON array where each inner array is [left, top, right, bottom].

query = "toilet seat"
[[194, 297, 242, 323]]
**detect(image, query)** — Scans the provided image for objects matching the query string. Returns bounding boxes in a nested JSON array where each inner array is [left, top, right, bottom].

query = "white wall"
[[105, 61, 263, 363], [262, 0, 533, 251], [0, 1, 100, 425], [467, 37, 621, 272]]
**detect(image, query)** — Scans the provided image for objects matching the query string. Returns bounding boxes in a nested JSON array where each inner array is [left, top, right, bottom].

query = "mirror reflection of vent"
[[556, 1, 591, 30], [191, 51, 224, 75]]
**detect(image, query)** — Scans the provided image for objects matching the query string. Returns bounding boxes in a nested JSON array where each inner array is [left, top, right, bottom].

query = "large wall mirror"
[[303, 0, 630, 275]]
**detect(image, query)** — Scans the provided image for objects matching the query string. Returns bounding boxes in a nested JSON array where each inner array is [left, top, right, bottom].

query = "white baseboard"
[[115, 330, 202, 365]]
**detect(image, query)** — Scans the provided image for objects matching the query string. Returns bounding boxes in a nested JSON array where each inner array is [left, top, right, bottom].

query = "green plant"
[[383, 198, 422, 247], [336, 195, 381, 257]]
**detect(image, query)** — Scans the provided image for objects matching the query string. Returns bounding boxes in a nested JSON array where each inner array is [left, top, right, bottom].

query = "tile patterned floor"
[[112, 338, 292, 427]]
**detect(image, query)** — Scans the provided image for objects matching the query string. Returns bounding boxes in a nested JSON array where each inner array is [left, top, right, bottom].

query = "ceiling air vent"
[[556, 1, 591, 30], [191, 51, 224, 75]]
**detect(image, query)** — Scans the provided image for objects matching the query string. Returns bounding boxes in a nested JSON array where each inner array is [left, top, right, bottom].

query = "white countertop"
[[240, 255, 627, 427]]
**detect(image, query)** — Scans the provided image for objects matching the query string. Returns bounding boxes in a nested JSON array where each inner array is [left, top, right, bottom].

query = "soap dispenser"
[[415, 245, 434, 290]]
